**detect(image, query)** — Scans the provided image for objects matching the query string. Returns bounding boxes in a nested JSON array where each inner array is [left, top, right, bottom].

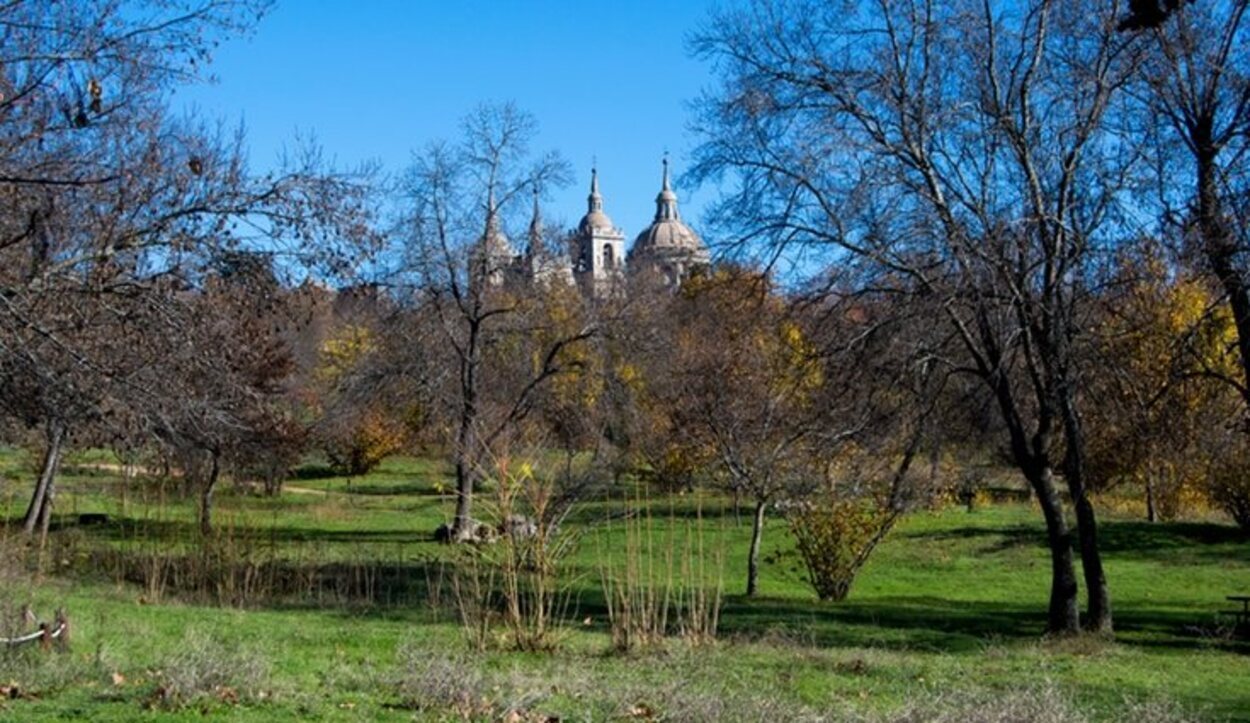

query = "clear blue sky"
[[178, 0, 723, 243]]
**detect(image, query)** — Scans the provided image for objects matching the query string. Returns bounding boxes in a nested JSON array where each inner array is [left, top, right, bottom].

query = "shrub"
[[447, 459, 583, 653], [786, 499, 892, 601], [598, 490, 723, 652], [391, 646, 490, 716], [1209, 460, 1250, 530], [149, 631, 271, 709], [321, 410, 405, 476]]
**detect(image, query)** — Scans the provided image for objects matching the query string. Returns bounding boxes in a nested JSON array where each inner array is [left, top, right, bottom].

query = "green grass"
[[0, 454, 1247, 720]]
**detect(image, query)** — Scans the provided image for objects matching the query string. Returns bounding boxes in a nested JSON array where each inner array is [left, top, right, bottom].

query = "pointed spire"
[[588, 165, 603, 214], [527, 185, 543, 257], [484, 184, 500, 235], [480, 183, 513, 257], [655, 155, 679, 222]]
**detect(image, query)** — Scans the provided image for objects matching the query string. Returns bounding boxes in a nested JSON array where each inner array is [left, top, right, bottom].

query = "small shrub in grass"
[[0, 646, 101, 704], [881, 683, 1197, 723], [321, 410, 406, 477], [390, 645, 492, 717], [448, 458, 584, 653], [149, 631, 271, 710], [786, 499, 893, 601], [1208, 450, 1250, 530]]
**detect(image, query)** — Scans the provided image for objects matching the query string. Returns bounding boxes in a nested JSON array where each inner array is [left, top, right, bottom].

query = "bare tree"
[[0, 0, 378, 536], [1121, 2, 1250, 417], [691, 0, 1138, 633], [390, 103, 600, 541]]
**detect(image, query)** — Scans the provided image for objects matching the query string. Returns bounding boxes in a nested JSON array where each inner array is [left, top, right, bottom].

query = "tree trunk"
[[23, 420, 65, 535], [452, 426, 477, 541], [1057, 388, 1113, 633], [199, 449, 220, 537], [1145, 469, 1158, 523], [1196, 140, 1250, 411], [1027, 463, 1081, 635], [746, 499, 767, 597], [451, 321, 482, 542], [1073, 492, 1112, 633]]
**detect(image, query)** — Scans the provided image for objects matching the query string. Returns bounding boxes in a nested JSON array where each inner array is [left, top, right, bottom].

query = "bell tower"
[[571, 166, 626, 296]]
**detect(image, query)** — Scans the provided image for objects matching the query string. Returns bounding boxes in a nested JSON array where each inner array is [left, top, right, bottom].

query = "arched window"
[[603, 244, 615, 269]]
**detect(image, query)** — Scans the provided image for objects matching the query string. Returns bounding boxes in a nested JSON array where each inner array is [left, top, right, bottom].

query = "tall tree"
[[0, 0, 378, 535], [639, 268, 851, 596], [392, 103, 597, 541], [1122, 1, 1250, 419], [691, 0, 1137, 633]]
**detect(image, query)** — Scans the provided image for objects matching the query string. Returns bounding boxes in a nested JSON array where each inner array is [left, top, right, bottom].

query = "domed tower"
[[570, 167, 626, 297], [628, 158, 709, 286], [524, 187, 574, 287], [471, 186, 519, 289]]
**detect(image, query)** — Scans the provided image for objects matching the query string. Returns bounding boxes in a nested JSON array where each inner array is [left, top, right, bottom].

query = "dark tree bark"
[[452, 317, 483, 541], [22, 420, 65, 536], [746, 499, 767, 597], [1197, 146, 1250, 408], [199, 449, 221, 537], [1030, 464, 1081, 633]]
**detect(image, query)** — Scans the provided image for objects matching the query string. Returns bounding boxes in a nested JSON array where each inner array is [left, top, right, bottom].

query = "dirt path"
[[70, 462, 335, 498]]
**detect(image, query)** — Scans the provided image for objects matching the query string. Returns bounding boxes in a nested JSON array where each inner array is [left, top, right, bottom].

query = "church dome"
[[579, 209, 616, 234], [481, 223, 515, 257], [632, 218, 704, 253], [629, 159, 709, 261], [577, 167, 618, 234]]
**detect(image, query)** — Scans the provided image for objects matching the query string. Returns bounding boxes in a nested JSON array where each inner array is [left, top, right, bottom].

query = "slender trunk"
[[264, 464, 282, 497], [452, 425, 477, 541], [1058, 388, 1113, 633], [1145, 468, 1158, 523], [1197, 141, 1250, 410], [23, 420, 65, 535], [199, 449, 220, 537], [986, 366, 1080, 634], [1026, 463, 1081, 635], [452, 322, 481, 542], [1073, 493, 1111, 632], [746, 499, 767, 597]]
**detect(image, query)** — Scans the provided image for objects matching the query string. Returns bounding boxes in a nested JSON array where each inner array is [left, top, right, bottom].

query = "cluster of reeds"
[[597, 488, 723, 653], [449, 458, 581, 652]]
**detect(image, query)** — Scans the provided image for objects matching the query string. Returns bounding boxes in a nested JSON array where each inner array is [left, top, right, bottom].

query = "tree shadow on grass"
[[904, 518, 1249, 563], [41, 515, 442, 546], [713, 594, 1250, 655], [48, 524, 1250, 657]]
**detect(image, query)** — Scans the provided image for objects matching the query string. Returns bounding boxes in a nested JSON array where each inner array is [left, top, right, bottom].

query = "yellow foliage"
[[317, 325, 376, 384], [324, 410, 405, 476], [1087, 249, 1240, 516]]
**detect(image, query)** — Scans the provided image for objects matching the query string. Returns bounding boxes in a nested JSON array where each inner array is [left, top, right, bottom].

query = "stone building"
[[570, 167, 627, 297], [476, 160, 709, 296], [627, 158, 710, 286]]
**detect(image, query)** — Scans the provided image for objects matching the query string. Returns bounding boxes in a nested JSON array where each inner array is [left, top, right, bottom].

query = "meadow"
[[0, 450, 1247, 721]]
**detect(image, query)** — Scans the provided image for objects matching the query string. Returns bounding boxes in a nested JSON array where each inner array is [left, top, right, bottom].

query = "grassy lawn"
[[0, 452, 1247, 720]]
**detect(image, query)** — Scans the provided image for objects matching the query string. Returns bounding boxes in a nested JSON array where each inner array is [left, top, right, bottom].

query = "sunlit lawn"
[[0, 450, 1247, 720]]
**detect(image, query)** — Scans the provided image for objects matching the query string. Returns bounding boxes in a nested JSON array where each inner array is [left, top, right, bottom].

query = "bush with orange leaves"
[[322, 410, 406, 476]]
